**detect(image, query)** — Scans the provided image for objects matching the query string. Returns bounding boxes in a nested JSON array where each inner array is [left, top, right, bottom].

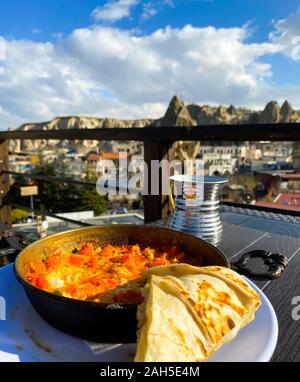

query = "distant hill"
[[16, 96, 300, 132], [9, 96, 300, 154]]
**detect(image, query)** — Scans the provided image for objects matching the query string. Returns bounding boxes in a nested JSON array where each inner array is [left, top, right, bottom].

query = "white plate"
[[0, 264, 278, 362]]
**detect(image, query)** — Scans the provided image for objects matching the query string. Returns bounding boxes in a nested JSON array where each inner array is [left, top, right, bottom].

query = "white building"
[[113, 141, 143, 156], [203, 153, 238, 176], [258, 142, 293, 162], [200, 145, 246, 158]]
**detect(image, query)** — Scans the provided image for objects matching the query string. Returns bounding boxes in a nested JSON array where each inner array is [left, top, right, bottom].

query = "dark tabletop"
[[218, 206, 300, 362], [153, 205, 300, 362], [2, 206, 300, 362]]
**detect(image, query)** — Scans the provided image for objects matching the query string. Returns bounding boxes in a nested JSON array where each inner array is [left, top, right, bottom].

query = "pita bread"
[[135, 264, 261, 362]]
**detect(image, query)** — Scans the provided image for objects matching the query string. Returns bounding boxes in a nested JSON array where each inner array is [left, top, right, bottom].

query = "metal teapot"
[[168, 175, 228, 245]]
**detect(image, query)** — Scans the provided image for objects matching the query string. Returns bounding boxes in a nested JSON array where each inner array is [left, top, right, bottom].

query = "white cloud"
[[32, 29, 41, 35], [270, 7, 300, 61], [0, 35, 165, 128], [0, 21, 300, 130], [92, 0, 139, 23], [141, 3, 159, 20], [64, 24, 281, 105], [141, 1, 174, 21], [0, 37, 6, 61]]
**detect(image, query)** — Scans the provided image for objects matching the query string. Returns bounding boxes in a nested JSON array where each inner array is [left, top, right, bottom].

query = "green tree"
[[238, 174, 257, 195], [11, 209, 28, 223], [76, 187, 106, 216], [29, 162, 106, 215]]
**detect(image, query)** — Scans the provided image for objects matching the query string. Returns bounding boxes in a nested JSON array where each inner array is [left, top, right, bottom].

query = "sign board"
[[20, 185, 38, 197]]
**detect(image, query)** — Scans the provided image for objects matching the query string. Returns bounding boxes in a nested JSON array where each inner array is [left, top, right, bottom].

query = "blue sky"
[[0, 0, 300, 129], [0, 0, 299, 41]]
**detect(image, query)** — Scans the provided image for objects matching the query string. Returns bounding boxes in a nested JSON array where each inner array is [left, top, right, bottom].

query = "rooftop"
[[87, 152, 128, 161], [256, 192, 300, 212]]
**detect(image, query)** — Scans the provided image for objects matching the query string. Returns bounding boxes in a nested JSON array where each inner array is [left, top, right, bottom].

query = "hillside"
[[10, 96, 300, 153]]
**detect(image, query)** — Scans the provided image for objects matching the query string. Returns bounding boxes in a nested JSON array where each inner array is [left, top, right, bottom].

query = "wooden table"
[[153, 205, 300, 362]]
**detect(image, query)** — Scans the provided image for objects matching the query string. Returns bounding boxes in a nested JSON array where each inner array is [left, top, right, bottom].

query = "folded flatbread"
[[135, 265, 261, 362]]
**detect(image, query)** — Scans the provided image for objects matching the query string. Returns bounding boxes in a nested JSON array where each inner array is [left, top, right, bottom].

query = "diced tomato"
[[100, 245, 115, 258], [151, 257, 168, 267], [92, 278, 118, 289], [86, 256, 98, 267], [105, 279, 118, 288], [27, 273, 38, 284], [90, 278, 101, 286], [69, 254, 86, 266], [121, 254, 129, 263], [79, 243, 95, 256], [123, 256, 139, 270], [30, 261, 46, 273], [46, 254, 60, 269], [24, 241, 187, 303], [36, 275, 50, 290]]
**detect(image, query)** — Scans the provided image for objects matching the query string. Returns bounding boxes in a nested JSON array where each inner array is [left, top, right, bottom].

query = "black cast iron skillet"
[[13, 225, 287, 343]]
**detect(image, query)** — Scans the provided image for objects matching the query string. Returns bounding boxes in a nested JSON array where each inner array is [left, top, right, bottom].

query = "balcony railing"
[[1, 122, 300, 227]]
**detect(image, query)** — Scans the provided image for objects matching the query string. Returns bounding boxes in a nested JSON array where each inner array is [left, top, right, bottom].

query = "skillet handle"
[[0, 229, 29, 263], [0, 247, 21, 260], [230, 250, 288, 281]]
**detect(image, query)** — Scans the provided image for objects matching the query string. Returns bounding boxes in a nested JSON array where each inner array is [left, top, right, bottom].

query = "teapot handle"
[[168, 183, 175, 213]]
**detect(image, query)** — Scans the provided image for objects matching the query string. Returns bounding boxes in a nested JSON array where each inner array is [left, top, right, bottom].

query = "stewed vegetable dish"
[[24, 243, 199, 303]]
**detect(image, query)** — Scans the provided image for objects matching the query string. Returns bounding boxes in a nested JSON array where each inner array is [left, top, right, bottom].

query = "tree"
[[14, 162, 107, 215], [76, 187, 106, 216], [11, 209, 28, 223], [238, 174, 257, 195]]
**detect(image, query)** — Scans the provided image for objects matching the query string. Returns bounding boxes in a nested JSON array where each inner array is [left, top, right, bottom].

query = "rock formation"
[[280, 100, 294, 123], [156, 95, 196, 127], [15, 96, 300, 134], [9, 96, 300, 161], [260, 101, 281, 124], [155, 95, 198, 160]]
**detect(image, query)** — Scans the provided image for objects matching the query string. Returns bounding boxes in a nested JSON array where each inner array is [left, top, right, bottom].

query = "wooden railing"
[[1, 123, 300, 226]]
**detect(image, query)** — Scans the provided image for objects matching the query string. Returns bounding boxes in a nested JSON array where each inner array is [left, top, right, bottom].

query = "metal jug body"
[[169, 175, 228, 245]]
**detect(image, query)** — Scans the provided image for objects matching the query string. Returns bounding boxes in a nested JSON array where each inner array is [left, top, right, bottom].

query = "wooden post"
[[143, 141, 176, 223], [0, 140, 12, 226]]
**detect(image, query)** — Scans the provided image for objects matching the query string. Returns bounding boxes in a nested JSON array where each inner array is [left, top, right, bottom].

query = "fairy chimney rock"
[[280, 100, 294, 123], [260, 101, 281, 123], [158, 95, 196, 127]]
